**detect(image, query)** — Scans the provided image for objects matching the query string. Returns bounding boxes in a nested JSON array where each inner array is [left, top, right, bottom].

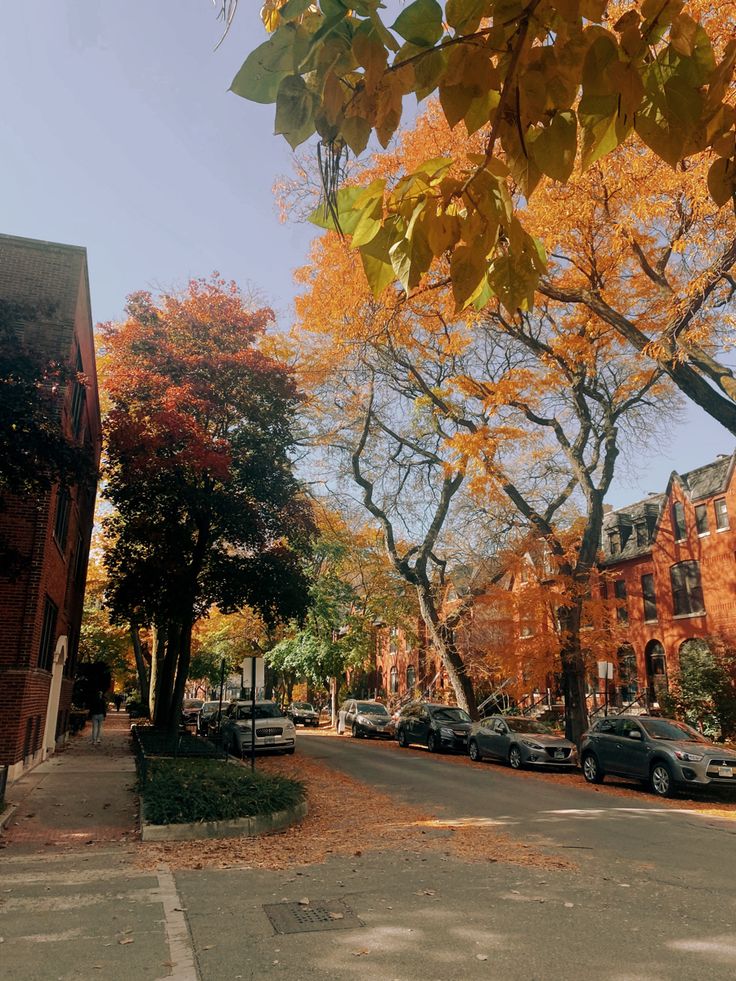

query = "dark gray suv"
[[580, 716, 736, 798]]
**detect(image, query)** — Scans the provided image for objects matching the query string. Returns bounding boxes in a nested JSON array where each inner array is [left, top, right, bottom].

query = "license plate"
[[719, 766, 733, 777], [554, 750, 565, 759], [264, 737, 276, 745]]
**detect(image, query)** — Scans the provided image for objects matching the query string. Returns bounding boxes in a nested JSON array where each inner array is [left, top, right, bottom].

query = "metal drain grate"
[[263, 899, 363, 935]]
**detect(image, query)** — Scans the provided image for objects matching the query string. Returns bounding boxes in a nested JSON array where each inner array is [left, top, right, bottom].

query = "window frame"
[[715, 497, 730, 531], [695, 502, 709, 536], [672, 501, 687, 542], [614, 579, 628, 623], [641, 573, 658, 623], [53, 487, 71, 553], [670, 560, 705, 618], [38, 596, 58, 672]]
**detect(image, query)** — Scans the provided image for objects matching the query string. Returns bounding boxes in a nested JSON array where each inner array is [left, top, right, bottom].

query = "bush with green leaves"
[[662, 640, 736, 741], [141, 758, 305, 825]]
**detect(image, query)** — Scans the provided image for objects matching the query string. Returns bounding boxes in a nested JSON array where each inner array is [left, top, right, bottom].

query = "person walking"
[[89, 690, 107, 746]]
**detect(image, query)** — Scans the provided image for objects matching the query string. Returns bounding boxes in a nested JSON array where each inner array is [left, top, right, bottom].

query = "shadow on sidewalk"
[[1, 711, 139, 854]]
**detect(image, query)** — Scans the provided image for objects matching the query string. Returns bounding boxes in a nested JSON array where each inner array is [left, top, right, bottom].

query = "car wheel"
[[469, 739, 482, 763], [508, 745, 523, 769], [397, 728, 409, 748], [427, 732, 438, 753], [352, 722, 360, 738], [582, 752, 604, 784], [285, 747, 295, 755], [650, 761, 675, 798]]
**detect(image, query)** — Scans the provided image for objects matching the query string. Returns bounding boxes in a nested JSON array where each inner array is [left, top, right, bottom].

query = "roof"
[[675, 454, 734, 501], [600, 494, 665, 566]]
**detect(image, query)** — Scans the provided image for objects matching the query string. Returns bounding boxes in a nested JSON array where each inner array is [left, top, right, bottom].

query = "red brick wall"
[[0, 253, 100, 773]]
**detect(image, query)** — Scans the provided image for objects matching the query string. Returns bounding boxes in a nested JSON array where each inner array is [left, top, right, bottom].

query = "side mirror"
[[629, 730, 643, 740]]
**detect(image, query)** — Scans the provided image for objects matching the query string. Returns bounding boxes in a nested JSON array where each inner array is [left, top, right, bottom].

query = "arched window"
[[670, 561, 705, 616], [406, 664, 416, 690], [389, 666, 399, 694]]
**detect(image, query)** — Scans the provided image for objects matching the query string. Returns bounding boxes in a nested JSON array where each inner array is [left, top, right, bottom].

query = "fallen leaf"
[[564, 902, 574, 908], [118, 938, 134, 946], [328, 912, 344, 920], [298, 897, 310, 905], [476, 954, 488, 961], [353, 949, 370, 956]]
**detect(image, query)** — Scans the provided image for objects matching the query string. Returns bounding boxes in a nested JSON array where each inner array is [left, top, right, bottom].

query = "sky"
[[1, 1, 733, 509]]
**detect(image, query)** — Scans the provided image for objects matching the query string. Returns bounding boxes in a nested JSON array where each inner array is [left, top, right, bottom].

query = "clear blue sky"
[[1, 1, 732, 508]]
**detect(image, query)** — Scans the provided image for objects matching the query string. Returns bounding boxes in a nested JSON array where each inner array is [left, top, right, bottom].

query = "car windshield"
[[201, 702, 220, 712], [183, 700, 203, 709], [640, 719, 708, 742], [292, 702, 314, 710], [236, 704, 282, 721], [431, 707, 471, 723], [356, 703, 389, 716], [505, 719, 553, 734]]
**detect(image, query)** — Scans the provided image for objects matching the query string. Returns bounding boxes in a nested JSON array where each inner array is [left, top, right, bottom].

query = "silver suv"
[[580, 715, 736, 798], [220, 701, 296, 757]]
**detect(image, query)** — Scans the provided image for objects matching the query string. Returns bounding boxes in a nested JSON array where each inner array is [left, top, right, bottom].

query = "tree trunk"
[[129, 623, 150, 710], [153, 623, 180, 730], [148, 625, 164, 720], [167, 617, 193, 736], [558, 603, 589, 745], [416, 582, 477, 719]]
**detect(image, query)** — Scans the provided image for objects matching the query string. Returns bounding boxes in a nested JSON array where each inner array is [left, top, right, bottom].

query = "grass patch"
[[142, 758, 305, 826]]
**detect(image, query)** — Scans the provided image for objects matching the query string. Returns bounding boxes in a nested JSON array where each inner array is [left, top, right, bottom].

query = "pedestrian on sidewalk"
[[89, 690, 107, 745], [113, 692, 123, 712]]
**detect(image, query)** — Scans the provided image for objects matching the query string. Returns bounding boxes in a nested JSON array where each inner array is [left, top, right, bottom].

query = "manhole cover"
[[263, 899, 364, 935]]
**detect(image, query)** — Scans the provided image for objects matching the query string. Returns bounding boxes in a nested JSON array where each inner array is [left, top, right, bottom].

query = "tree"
[[189, 608, 267, 696], [662, 638, 736, 739], [266, 507, 419, 701], [293, 202, 674, 736], [230, 2, 736, 438], [0, 299, 93, 575], [79, 555, 137, 691], [101, 276, 314, 732], [231, 2, 734, 299]]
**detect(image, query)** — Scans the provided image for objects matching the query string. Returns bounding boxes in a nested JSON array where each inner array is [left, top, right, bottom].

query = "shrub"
[[141, 759, 305, 825], [133, 726, 221, 759]]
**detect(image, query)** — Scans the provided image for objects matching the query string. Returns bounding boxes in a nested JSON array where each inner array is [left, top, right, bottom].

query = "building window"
[[715, 498, 729, 531], [406, 664, 416, 689], [608, 530, 620, 555], [695, 503, 709, 535], [614, 580, 628, 622], [635, 522, 648, 547], [389, 666, 399, 694], [53, 487, 71, 551], [38, 596, 58, 671], [641, 573, 657, 622], [670, 561, 705, 617], [672, 502, 686, 541], [69, 349, 86, 437], [389, 625, 399, 655]]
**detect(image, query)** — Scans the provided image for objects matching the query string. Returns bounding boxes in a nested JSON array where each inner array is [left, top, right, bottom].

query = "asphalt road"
[[299, 731, 736, 900]]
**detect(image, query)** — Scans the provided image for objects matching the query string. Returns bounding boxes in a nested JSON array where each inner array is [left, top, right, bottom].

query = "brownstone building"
[[0, 234, 100, 783], [601, 451, 736, 708]]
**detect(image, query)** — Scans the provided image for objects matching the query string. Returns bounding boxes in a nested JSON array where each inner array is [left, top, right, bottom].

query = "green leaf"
[[308, 185, 365, 234], [414, 46, 447, 101], [392, 0, 443, 47], [451, 244, 488, 311], [280, 0, 313, 21], [530, 111, 578, 182], [275, 75, 315, 148], [707, 157, 736, 207], [445, 0, 488, 33], [341, 114, 372, 155], [230, 25, 308, 105], [359, 225, 399, 296]]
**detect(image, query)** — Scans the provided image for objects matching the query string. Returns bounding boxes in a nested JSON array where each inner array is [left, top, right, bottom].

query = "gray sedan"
[[468, 715, 577, 769]]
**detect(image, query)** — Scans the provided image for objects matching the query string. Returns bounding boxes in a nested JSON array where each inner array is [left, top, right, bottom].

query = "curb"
[[0, 802, 18, 832], [140, 798, 308, 841]]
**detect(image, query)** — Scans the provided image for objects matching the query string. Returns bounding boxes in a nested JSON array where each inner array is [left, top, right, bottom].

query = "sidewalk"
[[1, 711, 137, 852], [0, 713, 195, 981]]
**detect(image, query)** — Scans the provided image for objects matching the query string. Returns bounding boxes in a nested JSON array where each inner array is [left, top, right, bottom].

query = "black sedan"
[[396, 702, 472, 753]]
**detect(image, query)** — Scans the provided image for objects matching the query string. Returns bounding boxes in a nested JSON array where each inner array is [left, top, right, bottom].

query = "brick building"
[[601, 451, 736, 708], [0, 234, 100, 782]]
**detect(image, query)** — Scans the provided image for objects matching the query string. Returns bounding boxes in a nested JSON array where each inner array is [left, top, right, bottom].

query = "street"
[[3, 725, 736, 981]]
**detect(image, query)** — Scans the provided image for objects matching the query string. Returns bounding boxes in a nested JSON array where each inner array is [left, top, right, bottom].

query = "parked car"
[[580, 715, 736, 798], [338, 700, 393, 738], [181, 698, 204, 727], [468, 715, 577, 769], [286, 701, 320, 727], [220, 700, 296, 756], [396, 702, 472, 752], [197, 700, 223, 737]]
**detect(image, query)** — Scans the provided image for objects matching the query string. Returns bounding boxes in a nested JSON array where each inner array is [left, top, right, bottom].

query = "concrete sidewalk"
[[0, 713, 195, 981], [1, 710, 138, 852]]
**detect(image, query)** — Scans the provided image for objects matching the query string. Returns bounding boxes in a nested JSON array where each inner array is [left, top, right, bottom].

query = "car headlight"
[[674, 750, 704, 762], [359, 716, 375, 726], [285, 721, 295, 730], [521, 739, 543, 750], [440, 726, 454, 738]]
